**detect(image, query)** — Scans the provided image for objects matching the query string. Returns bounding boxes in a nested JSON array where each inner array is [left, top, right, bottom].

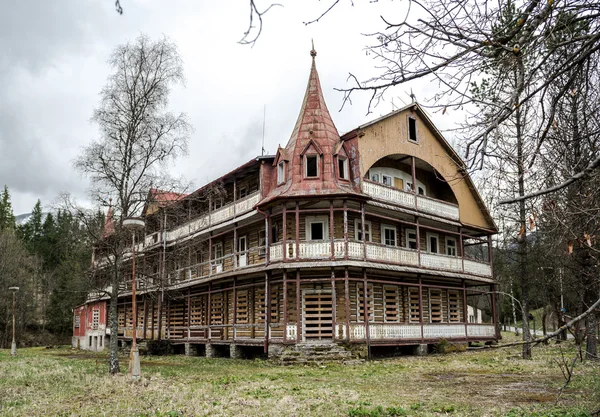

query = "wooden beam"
[[363, 268, 371, 360], [331, 268, 337, 340], [344, 267, 350, 342], [283, 270, 288, 343], [282, 205, 287, 262], [361, 202, 366, 260], [330, 200, 335, 260], [264, 272, 270, 353], [295, 202, 300, 261], [296, 269, 301, 343], [343, 200, 349, 260], [418, 274, 423, 342]]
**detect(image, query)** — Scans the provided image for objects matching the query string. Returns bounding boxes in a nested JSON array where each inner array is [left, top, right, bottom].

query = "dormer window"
[[338, 157, 349, 180], [277, 161, 285, 184], [305, 155, 318, 178], [408, 116, 418, 143]]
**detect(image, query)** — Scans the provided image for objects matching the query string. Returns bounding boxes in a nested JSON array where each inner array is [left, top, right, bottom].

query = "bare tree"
[[74, 34, 190, 375]]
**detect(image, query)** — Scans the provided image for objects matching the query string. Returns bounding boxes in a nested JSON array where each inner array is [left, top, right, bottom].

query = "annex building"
[[73, 48, 498, 360]]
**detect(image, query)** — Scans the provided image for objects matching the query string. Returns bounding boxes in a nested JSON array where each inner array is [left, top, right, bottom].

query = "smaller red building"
[[72, 301, 108, 351]]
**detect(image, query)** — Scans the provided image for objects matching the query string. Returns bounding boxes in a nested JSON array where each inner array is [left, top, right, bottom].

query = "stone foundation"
[[413, 344, 428, 356], [268, 342, 363, 365]]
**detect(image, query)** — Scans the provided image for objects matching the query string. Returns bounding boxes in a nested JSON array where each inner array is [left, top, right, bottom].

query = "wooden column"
[[462, 280, 468, 337], [265, 210, 271, 264], [150, 301, 155, 340], [344, 267, 350, 342], [283, 270, 288, 343], [363, 269, 371, 359], [488, 235, 494, 270], [418, 274, 424, 342], [459, 227, 465, 272], [361, 202, 367, 260], [295, 202, 300, 261], [331, 268, 337, 340], [416, 217, 421, 267], [207, 283, 212, 342], [233, 177, 237, 216], [264, 272, 270, 353], [208, 235, 213, 276], [187, 288, 191, 340], [142, 297, 147, 340], [491, 283, 499, 339], [330, 200, 335, 260], [233, 224, 238, 269], [296, 269, 301, 343], [411, 156, 417, 193], [343, 200, 349, 260], [232, 277, 237, 341], [282, 206, 287, 262]]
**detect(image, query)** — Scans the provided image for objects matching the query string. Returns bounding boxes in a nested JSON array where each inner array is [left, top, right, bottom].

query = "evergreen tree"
[[0, 185, 16, 230]]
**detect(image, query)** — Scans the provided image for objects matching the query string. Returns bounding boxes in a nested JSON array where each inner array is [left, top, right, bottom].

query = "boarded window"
[[409, 288, 420, 323], [357, 283, 374, 322], [384, 286, 400, 322], [74, 315, 80, 328], [270, 285, 280, 323], [429, 289, 443, 323], [92, 310, 99, 330], [236, 290, 249, 324], [277, 161, 285, 184], [448, 291, 460, 322]]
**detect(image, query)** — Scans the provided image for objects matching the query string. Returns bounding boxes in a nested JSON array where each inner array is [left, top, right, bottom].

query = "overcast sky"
[[1, 0, 455, 215]]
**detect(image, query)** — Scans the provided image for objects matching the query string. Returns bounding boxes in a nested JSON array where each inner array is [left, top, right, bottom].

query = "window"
[[258, 230, 266, 255], [408, 116, 418, 142], [357, 282, 374, 322], [74, 315, 80, 328], [382, 175, 393, 186], [429, 289, 443, 323], [271, 223, 279, 243], [427, 233, 439, 254], [338, 157, 349, 180], [409, 288, 420, 323], [211, 198, 223, 211], [213, 242, 223, 264], [354, 219, 372, 242], [418, 186, 425, 195], [448, 291, 460, 322], [238, 186, 248, 199], [371, 173, 380, 182], [382, 224, 397, 246], [305, 155, 318, 177], [307, 216, 328, 241], [406, 229, 417, 250], [92, 310, 99, 330], [277, 161, 285, 184], [384, 286, 400, 322], [446, 237, 457, 256]]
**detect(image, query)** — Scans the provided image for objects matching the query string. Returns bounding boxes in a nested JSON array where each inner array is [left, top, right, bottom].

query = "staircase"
[[272, 342, 363, 365]]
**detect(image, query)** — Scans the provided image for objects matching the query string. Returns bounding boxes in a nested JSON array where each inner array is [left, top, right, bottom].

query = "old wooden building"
[[74, 49, 498, 359]]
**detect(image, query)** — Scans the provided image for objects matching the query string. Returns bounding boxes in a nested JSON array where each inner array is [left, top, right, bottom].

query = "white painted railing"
[[421, 252, 463, 272], [348, 241, 364, 259], [464, 259, 492, 277], [366, 244, 419, 266], [362, 180, 416, 207], [270, 243, 283, 262], [362, 180, 459, 220], [423, 324, 465, 338], [298, 241, 331, 259], [166, 192, 260, 242], [416, 196, 459, 220], [467, 324, 496, 337], [334, 240, 346, 258]]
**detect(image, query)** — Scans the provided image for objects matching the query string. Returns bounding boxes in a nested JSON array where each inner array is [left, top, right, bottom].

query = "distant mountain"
[[15, 212, 51, 226]]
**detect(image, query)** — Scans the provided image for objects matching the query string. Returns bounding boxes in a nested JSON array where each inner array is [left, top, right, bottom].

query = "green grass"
[[0, 333, 598, 416]]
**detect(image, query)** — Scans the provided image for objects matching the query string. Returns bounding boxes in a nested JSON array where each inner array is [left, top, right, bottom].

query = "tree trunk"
[[585, 284, 598, 360], [109, 258, 120, 375]]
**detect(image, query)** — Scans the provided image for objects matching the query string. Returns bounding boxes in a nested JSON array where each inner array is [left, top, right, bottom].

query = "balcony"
[[269, 240, 492, 278], [166, 191, 260, 242], [341, 323, 495, 341], [362, 180, 459, 220]]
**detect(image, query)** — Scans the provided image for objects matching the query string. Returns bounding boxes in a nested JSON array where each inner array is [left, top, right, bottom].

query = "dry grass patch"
[[0, 333, 598, 416]]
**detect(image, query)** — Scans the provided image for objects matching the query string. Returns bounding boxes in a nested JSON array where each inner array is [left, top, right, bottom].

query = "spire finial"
[[310, 39, 317, 58]]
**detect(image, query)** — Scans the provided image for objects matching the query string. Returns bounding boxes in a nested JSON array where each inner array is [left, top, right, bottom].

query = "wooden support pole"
[[142, 297, 147, 340], [233, 277, 237, 341], [344, 267, 350, 342], [207, 283, 212, 342], [416, 217, 421, 267], [330, 200, 335, 260], [361, 202, 367, 260], [295, 202, 300, 261], [296, 269, 301, 343], [363, 269, 371, 360], [233, 177, 237, 215], [460, 227, 465, 273], [208, 235, 213, 276], [462, 280, 468, 337], [343, 200, 349, 260], [491, 283, 499, 339], [283, 270, 288, 343], [331, 268, 337, 340], [418, 274, 424, 342], [151, 301, 155, 340], [187, 288, 191, 340], [265, 210, 271, 264], [411, 156, 417, 194], [282, 206, 287, 262], [233, 224, 238, 269], [264, 272, 270, 353]]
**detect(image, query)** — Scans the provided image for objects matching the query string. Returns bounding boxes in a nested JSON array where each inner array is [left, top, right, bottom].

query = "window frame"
[[382, 174, 393, 186], [405, 228, 417, 250], [277, 161, 285, 184], [338, 156, 349, 180], [370, 173, 380, 183], [445, 236, 457, 257], [408, 115, 418, 143], [426, 232, 439, 254], [258, 230, 266, 255], [381, 224, 397, 246], [304, 154, 319, 178], [213, 242, 224, 264], [306, 216, 328, 241], [354, 219, 372, 242]]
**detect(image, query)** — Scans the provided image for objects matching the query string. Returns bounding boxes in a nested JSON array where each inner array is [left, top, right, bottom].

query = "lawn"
[[0, 333, 598, 417]]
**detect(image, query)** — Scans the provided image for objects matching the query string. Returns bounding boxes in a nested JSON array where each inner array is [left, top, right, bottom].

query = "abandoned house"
[[73, 48, 498, 360]]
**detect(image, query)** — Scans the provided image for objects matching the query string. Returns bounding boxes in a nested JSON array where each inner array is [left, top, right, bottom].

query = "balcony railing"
[[344, 323, 495, 341], [268, 240, 492, 278], [362, 180, 459, 220], [166, 192, 260, 242]]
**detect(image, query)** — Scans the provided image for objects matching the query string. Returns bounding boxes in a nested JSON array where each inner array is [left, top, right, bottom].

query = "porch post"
[[343, 199, 349, 260], [264, 271, 270, 353], [207, 283, 212, 342], [462, 280, 468, 338], [331, 268, 337, 340], [344, 267, 350, 342], [416, 217, 421, 267], [187, 288, 191, 340], [283, 270, 288, 343], [233, 224, 238, 269], [296, 269, 301, 343], [363, 269, 371, 359], [418, 274, 424, 342], [361, 202, 367, 261], [459, 227, 464, 273], [142, 297, 147, 340], [330, 200, 335, 260], [233, 277, 237, 342], [295, 202, 300, 261], [265, 209, 271, 264], [411, 156, 417, 193], [491, 283, 499, 339], [282, 206, 287, 262], [208, 235, 212, 277]]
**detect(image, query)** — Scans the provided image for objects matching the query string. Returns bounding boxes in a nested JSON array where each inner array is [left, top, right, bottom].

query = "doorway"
[[302, 290, 333, 341], [238, 236, 247, 267]]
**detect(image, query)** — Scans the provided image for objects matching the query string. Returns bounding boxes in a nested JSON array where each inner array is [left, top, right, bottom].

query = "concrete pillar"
[[230, 344, 242, 359], [185, 343, 198, 356], [414, 344, 428, 356], [205, 344, 214, 358]]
